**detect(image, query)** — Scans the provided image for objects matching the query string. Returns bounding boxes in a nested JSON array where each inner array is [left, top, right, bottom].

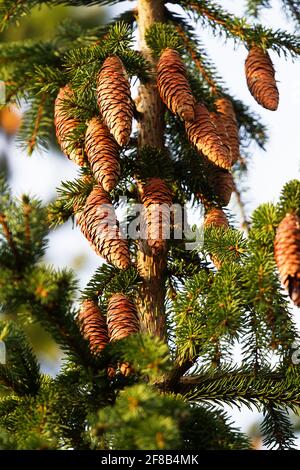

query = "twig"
[[175, 24, 219, 95], [0, 212, 19, 261], [27, 93, 47, 155], [233, 181, 250, 233]]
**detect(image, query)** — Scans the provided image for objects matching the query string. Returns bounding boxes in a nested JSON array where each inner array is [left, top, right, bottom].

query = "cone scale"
[[97, 55, 133, 147], [157, 48, 195, 121], [54, 85, 84, 166], [185, 103, 232, 170], [245, 46, 279, 111], [82, 185, 131, 270], [85, 117, 120, 192], [274, 213, 300, 307], [78, 299, 109, 354]]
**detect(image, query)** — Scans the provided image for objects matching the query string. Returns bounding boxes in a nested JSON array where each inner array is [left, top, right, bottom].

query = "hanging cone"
[[140, 177, 173, 255], [274, 212, 300, 307], [185, 103, 231, 170], [54, 85, 84, 166], [107, 293, 139, 342], [204, 208, 229, 269], [78, 299, 109, 354], [204, 208, 229, 229], [215, 98, 240, 164], [204, 161, 234, 206], [0, 104, 22, 136], [157, 48, 195, 122], [245, 46, 279, 111], [83, 185, 131, 270], [97, 55, 133, 147], [85, 117, 120, 192]]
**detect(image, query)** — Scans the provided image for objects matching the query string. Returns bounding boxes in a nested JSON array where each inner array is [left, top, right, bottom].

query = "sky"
[[1, 0, 300, 444]]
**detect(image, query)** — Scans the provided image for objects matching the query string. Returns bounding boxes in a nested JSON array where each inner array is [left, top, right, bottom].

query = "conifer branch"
[[182, 0, 300, 56], [26, 93, 47, 155], [174, 23, 219, 95]]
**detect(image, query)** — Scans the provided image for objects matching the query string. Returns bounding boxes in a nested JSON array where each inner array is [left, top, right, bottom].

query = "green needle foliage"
[[0, 0, 299, 451]]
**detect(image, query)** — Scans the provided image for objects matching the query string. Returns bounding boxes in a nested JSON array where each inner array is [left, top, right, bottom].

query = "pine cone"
[[215, 98, 240, 164], [97, 55, 133, 147], [0, 104, 22, 136], [83, 185, 131, 270], [204, 208, 229, 229], [54, 85, 85, 166], [157, 48, 195, 121], [107, 293, 139, 342], [185, 103, 231, 170], [78, 299, 109, 354], [274, 213, 300, 307], [205, 161, 234, 206], [140, 177, 173, 255], [85, 117, 120, 192], [245, 46, 279, 111]]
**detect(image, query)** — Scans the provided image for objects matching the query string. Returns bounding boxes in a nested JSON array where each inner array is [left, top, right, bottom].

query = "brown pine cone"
[[140, 177, 173, 255], [97, 55, 133, 147], [204, 208, 229, 229], [85, 117, 120, 192], [185, 103, 231, 170], [78, 299, 109, 354], [215, 98, 240, 164], [274, 213, 300, 307], [83, 185, 131, 270], [54, 85, 85, 166], [107, 293, 139, 342], [204, 161, 234, 206], [245, 46, 279, 111], [157, 48, 195, 121]]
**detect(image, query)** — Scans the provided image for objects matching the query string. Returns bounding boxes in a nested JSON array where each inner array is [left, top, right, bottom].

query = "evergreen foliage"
[[0, 0, 299, 450]]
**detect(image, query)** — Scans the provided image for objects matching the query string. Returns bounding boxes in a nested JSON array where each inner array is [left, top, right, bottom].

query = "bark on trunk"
[[136, 0, 167, 340]]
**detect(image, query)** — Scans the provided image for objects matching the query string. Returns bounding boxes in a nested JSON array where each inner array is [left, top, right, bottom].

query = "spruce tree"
[[0, 0, 300, 451]]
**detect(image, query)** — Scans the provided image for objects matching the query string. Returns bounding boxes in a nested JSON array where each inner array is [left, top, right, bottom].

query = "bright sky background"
[[1, 0, 299, 445]]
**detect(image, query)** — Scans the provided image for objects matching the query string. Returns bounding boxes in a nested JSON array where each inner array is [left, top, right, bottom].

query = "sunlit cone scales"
[[205, 162, 234, 206], [0, 104, 22, 136], [107, 293, 139, 342], [54, 85, 84, 166], [85, 117, 120, 192], [274, 213, 300, 307], [97, 55, 133, 147], [78, 299, 109, 354], [140, 177, 173, 255], [83, 185, 131, 269], [245, 47, 279, 111], [185, 103, 231, 170], [157, 48, 195, 122], [204, 208, 229, 229], [215, 98, 240, 164]]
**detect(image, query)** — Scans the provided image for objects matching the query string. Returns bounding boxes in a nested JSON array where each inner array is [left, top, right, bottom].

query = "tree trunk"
[[136, 0, 167, 340]]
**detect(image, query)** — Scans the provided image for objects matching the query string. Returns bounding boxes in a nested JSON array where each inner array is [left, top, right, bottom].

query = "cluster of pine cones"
[[54, 45, 299, 310], [79, 294, 139, 375]]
